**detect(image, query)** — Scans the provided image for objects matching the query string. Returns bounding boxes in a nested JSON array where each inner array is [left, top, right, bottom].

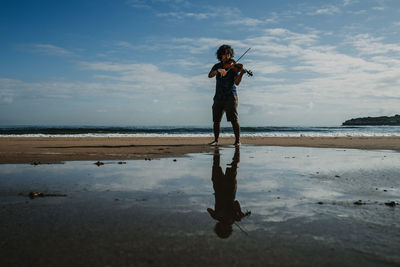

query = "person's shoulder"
[[212, 62, 222, 68], [211, 62, 222, 71]]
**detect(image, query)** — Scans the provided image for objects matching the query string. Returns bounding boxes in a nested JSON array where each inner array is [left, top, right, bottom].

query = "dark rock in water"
[[342, 114, 400, 126], [118, 161, 126, 164], [29, 192, 41, 198], [317, 201, 324, 205], [95, 161, 104, 166], [28, 191, 67, 199], [31, 161, 64, 165], [385, 201, 397, 207], [353, 200, 366, 205]]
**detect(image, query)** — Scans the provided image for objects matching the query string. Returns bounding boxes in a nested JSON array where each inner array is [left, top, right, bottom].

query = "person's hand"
[[217, 68, 227, 77]]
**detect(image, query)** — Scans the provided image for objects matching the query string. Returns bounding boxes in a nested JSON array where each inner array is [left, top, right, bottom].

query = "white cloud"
[[171, 37, 247, 54], [156, 11, 216, 20], [225, 17, 264, 27], [265, 12, 279, 24], [294, 49, 388, 74], [246, 61, 285, 75], [27, 44, 74, 56], [0, 78, 19, 103], [78, 61, 217, 105], [0, 71, 214, 125], [0, 77, 104, 101], [115, 41, 136, 49], [126, 0, 194, 10], [161, 59, 199, 67], [156, 6, 276, 28], [343, 0, 359, 6], [264, 28, 319, 45], [348, 34, 400, 55], [309, 5, 341, 15], [348, 9, 368, 15], [372, 6, 385, 11], [125, 0, 151, 9]]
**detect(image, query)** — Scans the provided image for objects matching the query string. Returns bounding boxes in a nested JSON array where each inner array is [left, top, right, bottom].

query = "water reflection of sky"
[[1, 146, 399, 222]]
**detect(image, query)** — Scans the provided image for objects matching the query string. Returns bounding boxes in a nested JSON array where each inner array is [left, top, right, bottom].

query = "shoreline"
[[1, 136, 400, 164]]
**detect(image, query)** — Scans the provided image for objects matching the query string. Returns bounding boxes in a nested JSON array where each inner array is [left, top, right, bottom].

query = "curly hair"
[[216, 44, 234, 61]]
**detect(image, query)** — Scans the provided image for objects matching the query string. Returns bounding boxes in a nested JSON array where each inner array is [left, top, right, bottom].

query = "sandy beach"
[[0, 136, 400, 164]]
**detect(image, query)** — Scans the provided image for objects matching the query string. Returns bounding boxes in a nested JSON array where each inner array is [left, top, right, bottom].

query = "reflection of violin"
[[223, 59, 253, 77]]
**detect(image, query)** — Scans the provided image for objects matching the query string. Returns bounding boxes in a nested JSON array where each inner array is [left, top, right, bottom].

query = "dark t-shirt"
[[211, 62, 238, 101]]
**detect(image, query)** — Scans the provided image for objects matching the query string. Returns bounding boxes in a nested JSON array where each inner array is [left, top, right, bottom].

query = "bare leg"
[[231, 121, 240, 145], [210, 122, 220, 145]]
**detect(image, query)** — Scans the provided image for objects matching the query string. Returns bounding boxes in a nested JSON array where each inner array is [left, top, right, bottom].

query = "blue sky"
[[1, 0, 400, 126]]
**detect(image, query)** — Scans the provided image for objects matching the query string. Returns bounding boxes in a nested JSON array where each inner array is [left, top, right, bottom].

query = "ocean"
[[1, 125, 400, 137]]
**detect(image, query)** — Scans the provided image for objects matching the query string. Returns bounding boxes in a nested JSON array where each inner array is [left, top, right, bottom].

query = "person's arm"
[[209, 69, 227, 78], [234, 69, 246, 85], [208, 69, 218, 78]]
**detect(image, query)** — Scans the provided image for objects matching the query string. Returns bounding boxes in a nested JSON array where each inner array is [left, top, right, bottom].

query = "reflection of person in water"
[[207, 146, 251, 238]]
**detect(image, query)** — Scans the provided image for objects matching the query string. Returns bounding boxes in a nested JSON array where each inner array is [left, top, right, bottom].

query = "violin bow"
[[233, 47, 253, 76], [235, 47, 251, 63], [234, 222, 249, 236]]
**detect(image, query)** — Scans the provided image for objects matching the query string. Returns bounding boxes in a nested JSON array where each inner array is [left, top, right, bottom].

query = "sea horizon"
[[1, 125, 400, 138]]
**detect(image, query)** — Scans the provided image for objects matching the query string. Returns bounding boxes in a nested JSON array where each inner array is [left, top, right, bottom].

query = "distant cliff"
[[342, 115, 400, 126]]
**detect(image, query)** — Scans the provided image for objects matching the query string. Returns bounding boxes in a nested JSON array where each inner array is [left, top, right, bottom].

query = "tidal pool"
[[0, 146, 399, 266]]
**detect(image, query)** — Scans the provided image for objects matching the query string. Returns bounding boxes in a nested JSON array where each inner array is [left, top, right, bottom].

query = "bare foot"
[[209, 140, 219, 146]]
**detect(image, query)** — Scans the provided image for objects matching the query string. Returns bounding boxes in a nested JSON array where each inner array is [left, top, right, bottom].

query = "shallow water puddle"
[[0, 146, 399, 266]]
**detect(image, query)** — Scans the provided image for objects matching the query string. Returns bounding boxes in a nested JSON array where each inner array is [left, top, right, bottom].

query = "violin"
[[223, 59, 253, 77]]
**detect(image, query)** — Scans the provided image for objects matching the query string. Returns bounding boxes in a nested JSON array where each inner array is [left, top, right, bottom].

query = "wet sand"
[[1, 136, 400, 163]]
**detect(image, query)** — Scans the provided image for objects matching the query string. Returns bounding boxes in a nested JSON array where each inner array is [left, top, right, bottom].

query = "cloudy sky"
[[1, 0, 400, 126]]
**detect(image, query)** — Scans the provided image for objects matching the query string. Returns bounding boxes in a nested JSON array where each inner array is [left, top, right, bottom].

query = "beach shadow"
[[207, 146, 251, 239]]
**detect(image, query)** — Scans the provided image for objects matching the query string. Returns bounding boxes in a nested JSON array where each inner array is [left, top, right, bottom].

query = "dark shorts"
[[212, 97, 238, 122]]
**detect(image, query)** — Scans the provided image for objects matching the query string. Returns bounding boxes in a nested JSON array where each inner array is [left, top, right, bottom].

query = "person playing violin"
[[208, 44, 248, 146]]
